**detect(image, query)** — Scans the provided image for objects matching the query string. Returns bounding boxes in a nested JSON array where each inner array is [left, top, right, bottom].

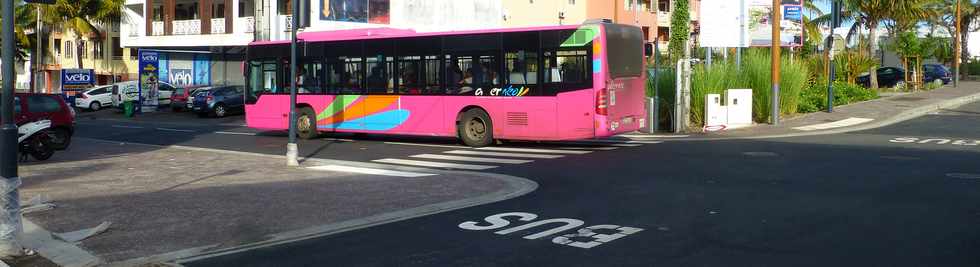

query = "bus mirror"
[[644, 43, 654, 57]]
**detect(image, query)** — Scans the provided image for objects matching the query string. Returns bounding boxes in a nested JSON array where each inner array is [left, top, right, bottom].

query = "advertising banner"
[[61, 68, 95, 106], [138, 50, 160, 112], [321, 0, 390, 24], [700, 0, 750, 47], [193, 54, 211, 86], [748, 0, 803, 47]]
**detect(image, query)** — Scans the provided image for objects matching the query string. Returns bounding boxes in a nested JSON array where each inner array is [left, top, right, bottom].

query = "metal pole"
[[34, 6, 41, 93], [827, 0, 839, 112], [1, 0, 24, 257], [706, 47, 712, 68], [771, 0, 781, 125], [285, 0, 299, 166], [653, 39, 660, 133], [955, 0, 961, 88]]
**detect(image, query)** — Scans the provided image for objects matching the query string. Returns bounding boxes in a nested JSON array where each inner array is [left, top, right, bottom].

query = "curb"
[[59, 138, 539, 266], [639, 91, 980, 141]]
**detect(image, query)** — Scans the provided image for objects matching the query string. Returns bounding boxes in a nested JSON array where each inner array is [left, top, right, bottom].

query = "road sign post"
[[1, 0, 23, 257]]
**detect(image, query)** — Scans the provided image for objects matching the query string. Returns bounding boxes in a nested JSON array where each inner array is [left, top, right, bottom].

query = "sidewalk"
[[16, 139, 535, 266], [627, 82, 980, 140]]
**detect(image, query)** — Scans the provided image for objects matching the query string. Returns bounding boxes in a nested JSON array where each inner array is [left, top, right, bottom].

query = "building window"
[[658, 0, 670, 12], [278, 0, 291, 15], [94, 40, 103, 59], [153, 4, 164, 21], [239, 0, 255, 17], [657, 26, 669, 41], [112, 37, 123, 60], [175, 3, 199, 20], [79, 41, 87, 58], [129, 48, 138, 60], [53, 38, 61, 56], [65, 40, 73, 59], [213, 3, 225, 18], [625, 0, 633, 11], [568, 0, 575, 4]]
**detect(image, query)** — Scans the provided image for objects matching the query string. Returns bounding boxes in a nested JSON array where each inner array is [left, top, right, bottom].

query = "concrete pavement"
[[16, 138, 535, 266], [625, 82, 980, 140]]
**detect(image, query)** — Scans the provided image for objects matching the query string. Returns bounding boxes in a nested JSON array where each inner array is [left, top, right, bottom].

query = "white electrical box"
[[726, 89, 753, 128], [705, 94, 728, 127]]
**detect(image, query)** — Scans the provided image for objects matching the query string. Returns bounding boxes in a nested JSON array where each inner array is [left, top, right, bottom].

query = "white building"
[[119, 0, 502, 85]]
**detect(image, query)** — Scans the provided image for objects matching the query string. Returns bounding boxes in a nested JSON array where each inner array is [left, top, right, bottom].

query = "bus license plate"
[[622, 117, 634, 124]]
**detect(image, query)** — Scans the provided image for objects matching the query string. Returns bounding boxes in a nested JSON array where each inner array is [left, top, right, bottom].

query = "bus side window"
[[298, 61, 324, 94], [542, 29, 594, 96], [327, 56, 364, 95], [365, 40, 395, 95], [503, 31, 540, 96], [443, 33, 501, 96]]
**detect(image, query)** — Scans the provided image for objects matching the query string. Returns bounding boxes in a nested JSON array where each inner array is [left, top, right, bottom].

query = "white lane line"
[[475, 147, 592, 154], [558, 147, 619, 151], [215, 131, 258, 136], [618, 134, 689, 138], [323, 138, 356, 142], [372, 158, 498, 170], [111, 125, 145, 129], [444, 150, 565, 159], [156, 128, 196, 133], [792, 117, 873, 131], [384, 142, 466, 149], [410, 154, 533, 164], [307, 165, 436, 177], [609, 143, 643, 147]]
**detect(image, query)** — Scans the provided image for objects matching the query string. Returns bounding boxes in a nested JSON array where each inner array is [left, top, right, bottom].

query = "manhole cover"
[[743, 152, 779, 157], [947, 173, 980, 180], [891, 97, 926, 102]]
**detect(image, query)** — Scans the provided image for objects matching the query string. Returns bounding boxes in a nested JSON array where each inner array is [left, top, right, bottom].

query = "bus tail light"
[[596, 89, 609, 116]]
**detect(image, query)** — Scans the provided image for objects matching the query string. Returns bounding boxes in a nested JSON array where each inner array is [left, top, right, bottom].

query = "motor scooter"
[[17, 120, 55, 161]]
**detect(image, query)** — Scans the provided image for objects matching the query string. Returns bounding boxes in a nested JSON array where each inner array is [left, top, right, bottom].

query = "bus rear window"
[[605, 24, 644, 78]]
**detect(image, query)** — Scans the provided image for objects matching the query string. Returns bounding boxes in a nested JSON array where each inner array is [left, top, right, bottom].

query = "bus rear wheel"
[[458, 109, 493, 147], [297, 107, 319, 140]]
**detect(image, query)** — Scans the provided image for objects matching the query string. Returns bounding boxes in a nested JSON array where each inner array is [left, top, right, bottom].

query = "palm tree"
[[42, 0, 124, 69], [929, 0, 979, 79], [0, 0, 39, 62]]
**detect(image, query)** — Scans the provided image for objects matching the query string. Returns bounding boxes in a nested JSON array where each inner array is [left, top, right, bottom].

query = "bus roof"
[[250, 25, 586, 46]]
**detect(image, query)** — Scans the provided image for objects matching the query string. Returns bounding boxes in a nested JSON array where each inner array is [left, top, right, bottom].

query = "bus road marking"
[[156, 128, 195, 133], [372, 158, 498, 170], [215, 131, 258, 136], [459, 211, 644, 249], [444, 150, 565, 159], [476, 147, 592, 154], [307, 165, 436, 177], [111, 125, 145, 129], [410, 154, 534, 164]]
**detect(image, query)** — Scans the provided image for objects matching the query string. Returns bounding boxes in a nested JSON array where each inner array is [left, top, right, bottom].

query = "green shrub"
[[798, 81, 878, 113]]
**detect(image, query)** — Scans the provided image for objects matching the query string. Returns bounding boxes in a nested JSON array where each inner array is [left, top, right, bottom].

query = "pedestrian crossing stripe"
[[307, 165, 436, 177], [373, 158, 498, 170], [411, 154, 534, 164]]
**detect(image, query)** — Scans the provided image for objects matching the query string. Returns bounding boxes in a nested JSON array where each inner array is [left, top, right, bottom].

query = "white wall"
[[298, 0, 502, 39]]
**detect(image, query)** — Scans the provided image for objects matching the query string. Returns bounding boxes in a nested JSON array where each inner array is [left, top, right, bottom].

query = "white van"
[[111, 81, 176, 108]]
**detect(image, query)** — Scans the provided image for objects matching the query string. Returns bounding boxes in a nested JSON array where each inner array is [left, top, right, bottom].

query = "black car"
[[857, 67, 906, 88]]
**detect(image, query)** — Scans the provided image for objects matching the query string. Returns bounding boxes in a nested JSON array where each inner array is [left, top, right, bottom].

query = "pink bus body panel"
[[245, 24, 646, 141]]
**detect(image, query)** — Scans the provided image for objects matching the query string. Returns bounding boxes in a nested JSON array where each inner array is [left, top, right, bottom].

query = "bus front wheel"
[[458, 109, 494, 147], [297, 107, 319, 140]]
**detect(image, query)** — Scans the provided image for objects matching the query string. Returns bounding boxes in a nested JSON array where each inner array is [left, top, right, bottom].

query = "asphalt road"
[[75, 102, 980, 266]]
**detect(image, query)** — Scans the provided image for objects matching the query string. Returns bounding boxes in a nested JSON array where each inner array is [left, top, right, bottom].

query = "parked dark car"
[[192, 85, 245, 118], [170, 85, 205, 112], [857, 67, 906, 88], [923, 64, 952, 85], [2, 93, 75, 150]]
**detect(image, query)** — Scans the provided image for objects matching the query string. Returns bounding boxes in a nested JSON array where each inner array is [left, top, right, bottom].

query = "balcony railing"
[[237, 16, 255, 33], [151, 21, 164, 36], [281, 15, 292, 32], [211, 18, 226, 34], [173, 19, 201, 35]]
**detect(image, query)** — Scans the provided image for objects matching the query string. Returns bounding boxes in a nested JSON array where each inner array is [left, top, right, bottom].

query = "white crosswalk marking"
[[372, 158, 498, 170], [307, 165, 436, 177], [556, 147, 619, 151], [410, 154, 533, 164], [475, 147, 592, 154], [444, 150, 565, 159]]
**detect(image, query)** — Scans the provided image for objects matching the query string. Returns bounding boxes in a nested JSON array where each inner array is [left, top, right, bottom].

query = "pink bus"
[[244, 21, 647, 147]]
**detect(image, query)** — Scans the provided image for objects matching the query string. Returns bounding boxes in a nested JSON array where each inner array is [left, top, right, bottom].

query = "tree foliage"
[[668, 0, 690, 62]]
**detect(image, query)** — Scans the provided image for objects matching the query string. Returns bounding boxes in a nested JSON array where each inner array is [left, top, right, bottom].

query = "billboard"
[[700, 0, 750, 47], [61, 68, 95, 106], [320, 0, 390, 24], [748, 0, 803, 47], [138, 50, 160, 112]]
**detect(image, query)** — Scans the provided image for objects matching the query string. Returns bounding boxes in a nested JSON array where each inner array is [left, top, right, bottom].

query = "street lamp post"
[[955, 0, 961, 88], [285, 0, 300, 166], [1, 0, 24, 257]]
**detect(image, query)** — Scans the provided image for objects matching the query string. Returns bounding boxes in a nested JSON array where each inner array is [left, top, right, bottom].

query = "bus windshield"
[[605, 24, 644, 79]]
